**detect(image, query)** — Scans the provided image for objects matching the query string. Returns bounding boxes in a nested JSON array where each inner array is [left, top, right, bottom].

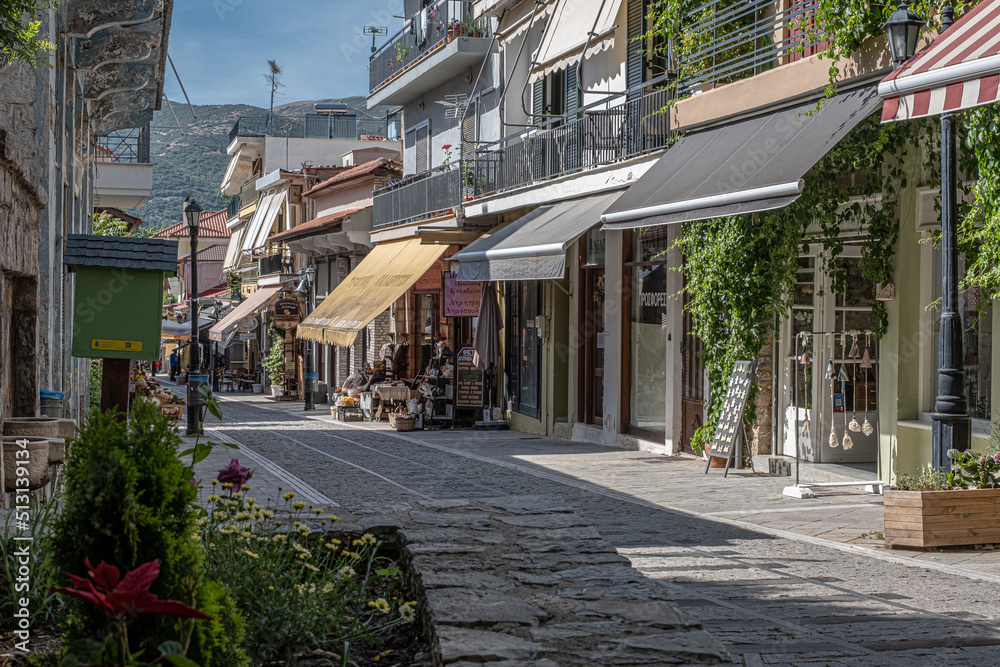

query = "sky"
[[163, 0, 408, 108]]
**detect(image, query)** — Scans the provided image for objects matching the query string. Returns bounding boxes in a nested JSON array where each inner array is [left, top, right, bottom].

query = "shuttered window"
[[565, 62, 580, 118], [532, 79, 545, 125], [626, 0, 644, 97], [414, 124, 429, 173]]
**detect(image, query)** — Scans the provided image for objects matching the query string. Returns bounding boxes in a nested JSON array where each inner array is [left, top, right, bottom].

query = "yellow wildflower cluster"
[[282, 492, 297, 500], [368, 598, 390, 614], [292, 501, 306, 510]]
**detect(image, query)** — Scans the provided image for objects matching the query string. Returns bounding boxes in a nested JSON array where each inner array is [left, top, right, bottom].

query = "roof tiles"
[[64, 235, 179, 272], [151, 209, 231, 239]]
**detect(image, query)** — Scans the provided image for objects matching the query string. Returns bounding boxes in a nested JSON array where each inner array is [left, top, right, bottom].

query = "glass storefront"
[[506, 281, 543, 418], [629, 228, 670, 435]]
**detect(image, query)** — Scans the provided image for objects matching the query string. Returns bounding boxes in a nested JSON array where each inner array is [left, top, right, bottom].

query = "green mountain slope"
[[128, 96, 396, 231]]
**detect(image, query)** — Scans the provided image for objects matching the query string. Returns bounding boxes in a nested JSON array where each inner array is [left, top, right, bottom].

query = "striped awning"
[[880, 0, 1000, 122]]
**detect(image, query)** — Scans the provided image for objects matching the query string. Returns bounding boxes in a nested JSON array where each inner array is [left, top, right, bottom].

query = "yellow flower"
[[324, 542, 337, 551], [338, 566, 355, 578], [235, 512, 252, 521], [245, 497, 257, 506], [282, 492, 297, 500], [262, 509, 275, 518], [313, 508, 324, 515], [243, 485, 253, 490], [322, 582, 335, 593], [352, 539, 364, 547], [292, 501, 307, 510], [293, 521, 301, 528], [272, 534, 287, 542], [212, 511, 227, 521], [329, 538, 342, 546], [211, 479, 219, 485], [268, 585, 274, 591], [207, 495, 221, 502], [361, 533, 377, 546], [400, 605, 415, 622], [222, 482, 233, 489], [304, 563, 320, 572], [241, 531, 251, 539], [244, 550, 259, 559], [342, 550, 362, 560], [233, 492, 244, 499], [191, 533, 201, 543], [327, 515, 340, 522], [368, 598, 390, 614]]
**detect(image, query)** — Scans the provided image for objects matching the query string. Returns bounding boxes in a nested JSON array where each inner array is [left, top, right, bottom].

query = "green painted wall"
[[70, 266, 167, 361]]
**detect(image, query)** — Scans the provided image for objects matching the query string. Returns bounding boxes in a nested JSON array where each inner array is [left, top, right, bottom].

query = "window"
[[412, 122, 430, 173], [506, 281, 543, 418], [628, 228, 671, 435]]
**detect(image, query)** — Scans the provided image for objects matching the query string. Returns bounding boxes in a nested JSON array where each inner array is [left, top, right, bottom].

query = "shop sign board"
[[705, 360, 757, 476], [238, 332, 256, 341], [273, 293, 301, 330], [444, 272, 482, 317], [456, 347, 485, 407], [238, 317, 258, 332], [414, 261, 444, 291]]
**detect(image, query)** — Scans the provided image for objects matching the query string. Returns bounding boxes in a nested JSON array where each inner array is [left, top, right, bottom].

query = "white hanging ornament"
[[842, 430, 854, 450], [829, 425, 839, 448], [849, 416, 860, 432], [862, 419, 874, 436]]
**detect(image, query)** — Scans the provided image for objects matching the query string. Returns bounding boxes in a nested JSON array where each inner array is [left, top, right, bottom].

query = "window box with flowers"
[[885, 450, 1000, 548]]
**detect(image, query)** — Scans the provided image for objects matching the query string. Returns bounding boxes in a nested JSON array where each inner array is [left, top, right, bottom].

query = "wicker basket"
[[390, 413, 416, 431]]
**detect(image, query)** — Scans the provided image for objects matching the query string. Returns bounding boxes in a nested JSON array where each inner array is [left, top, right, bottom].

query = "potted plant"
[[263, 341, 285, 398], [884, 449, 1000, 548]]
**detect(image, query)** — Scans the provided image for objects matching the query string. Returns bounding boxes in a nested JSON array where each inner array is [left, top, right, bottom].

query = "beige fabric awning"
[[223, 221, 247, 270], [298, 239, 447, 348], [221, 148, 252, 195], [529, 0, 623, 82], [242, 189, 287, 253], [208, 285, 282, 342]]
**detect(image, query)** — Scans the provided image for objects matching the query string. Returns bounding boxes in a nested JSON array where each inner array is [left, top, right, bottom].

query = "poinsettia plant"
[[53, 559, 210, 667]]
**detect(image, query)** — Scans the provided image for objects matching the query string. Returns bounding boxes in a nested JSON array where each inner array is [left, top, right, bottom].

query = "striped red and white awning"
[[879, 0, 1000, 123]]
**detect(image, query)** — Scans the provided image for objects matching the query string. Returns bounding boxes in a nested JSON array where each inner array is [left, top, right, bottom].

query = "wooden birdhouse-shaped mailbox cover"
[[65, 235, 179, 360]]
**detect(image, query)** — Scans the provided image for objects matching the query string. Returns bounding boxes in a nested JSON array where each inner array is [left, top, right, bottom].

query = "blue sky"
[[164, 0, 407, 107]]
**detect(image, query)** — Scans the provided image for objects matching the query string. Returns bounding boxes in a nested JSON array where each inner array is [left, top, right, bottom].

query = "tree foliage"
[[0, 0, 56, 68]]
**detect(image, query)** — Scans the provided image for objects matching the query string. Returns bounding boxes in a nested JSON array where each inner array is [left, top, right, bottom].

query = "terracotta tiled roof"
[[268, 206, 368, 243], [302, 158, 402, 197], [151, 209, 231, 239], [197, 283, 231, 298], [179, 244, 229, 262]]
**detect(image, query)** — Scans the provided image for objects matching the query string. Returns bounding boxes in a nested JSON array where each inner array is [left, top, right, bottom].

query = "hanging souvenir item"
[[840, 335, 854, 450], [799, 338, 810, 365], [861, 334, 874, 436], [828, 335, 839, 448], [848, 337, 860, 359], [848, 334, 861, 433]]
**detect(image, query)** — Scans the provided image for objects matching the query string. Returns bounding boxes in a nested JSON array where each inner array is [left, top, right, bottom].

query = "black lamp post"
[[294, 266, 317, 410], [885, 3, 970, 469], [184, 197, 203, 436]]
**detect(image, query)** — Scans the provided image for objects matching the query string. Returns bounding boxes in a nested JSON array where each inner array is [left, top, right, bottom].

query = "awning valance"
[[298, 239, 447, 347], [242, 189, 287, 253], [451, 192, 620, 281], [880, 0, 1000, 123], [601, 85, 882, 229], [208, 284, 283, 342], [529, 0, 623, 82]]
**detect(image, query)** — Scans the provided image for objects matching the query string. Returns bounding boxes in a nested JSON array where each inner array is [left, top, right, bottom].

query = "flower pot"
[[2, 436, 51, 491], [884, 488, 1000, 548], [271, 386, 284, 398], [252, 383, 263, 394], [3, 417, 61, 439]]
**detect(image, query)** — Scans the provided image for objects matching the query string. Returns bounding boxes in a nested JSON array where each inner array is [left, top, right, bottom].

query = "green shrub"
[[50, 400, 248, 665]]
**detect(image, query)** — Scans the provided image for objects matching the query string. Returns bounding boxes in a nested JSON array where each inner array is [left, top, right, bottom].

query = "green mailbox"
[[65, 235, 178, 361]]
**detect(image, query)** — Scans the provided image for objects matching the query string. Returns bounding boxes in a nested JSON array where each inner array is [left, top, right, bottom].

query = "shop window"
[[580, 229, 606, 425], [627, 228, 671, 435], [931, 249, 993, 421], [506, 281, 543, 419]]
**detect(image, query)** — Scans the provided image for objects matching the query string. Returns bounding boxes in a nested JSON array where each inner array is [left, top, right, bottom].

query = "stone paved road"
[[209, 398, 1000, 666]]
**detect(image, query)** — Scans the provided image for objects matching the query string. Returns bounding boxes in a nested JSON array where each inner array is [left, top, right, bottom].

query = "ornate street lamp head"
[[184, 197, 203, 230], [884, 1, 925, 69]]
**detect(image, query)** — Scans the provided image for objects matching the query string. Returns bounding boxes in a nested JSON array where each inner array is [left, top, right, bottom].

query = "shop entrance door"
[[779, 247, 878, 463], [680, 283, 705, 454], [579, 230, 605, 426]]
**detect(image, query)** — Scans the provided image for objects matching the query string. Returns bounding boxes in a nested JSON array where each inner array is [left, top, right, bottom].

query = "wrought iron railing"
[[95, 123, 150, 163], [373, 82, 674, 229], [676, 0, 826, 96], [229, 114, 401, 144], [373, 166, 463, 230], [369, 0, 491, 94]]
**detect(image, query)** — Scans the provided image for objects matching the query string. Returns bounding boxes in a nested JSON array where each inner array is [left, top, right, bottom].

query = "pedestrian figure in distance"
[[169, 349, 179, 381]]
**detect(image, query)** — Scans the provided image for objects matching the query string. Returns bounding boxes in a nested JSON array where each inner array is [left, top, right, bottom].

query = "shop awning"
[[880, 0, 1000, 122], [451, 192, 621, 281], [298, 239, 447, 347], [529, 0, 622, 82], [208, 284, 282, 342], [601, 85, 882, 229], [241, 189, 287, 253], [221, 148, 252, 195], [223, 221, 247, 270]]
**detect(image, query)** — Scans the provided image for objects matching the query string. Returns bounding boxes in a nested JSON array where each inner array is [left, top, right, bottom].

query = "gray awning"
[[452, 192, 621, 282], [601, 85, 882, 229]]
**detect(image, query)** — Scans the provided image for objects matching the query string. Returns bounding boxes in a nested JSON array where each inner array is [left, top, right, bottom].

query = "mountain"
[[128, 96, 397, 231]]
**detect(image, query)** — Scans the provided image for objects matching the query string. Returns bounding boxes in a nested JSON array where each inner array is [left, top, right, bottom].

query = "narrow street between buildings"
[[201, 394, 1000, 666]]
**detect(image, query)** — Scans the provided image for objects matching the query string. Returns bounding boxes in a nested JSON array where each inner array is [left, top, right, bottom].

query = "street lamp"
[[184, 197, 203, 436], [294, 266, 317, 410], [884, 4, 969, 469], [883, 2, 924, 69]]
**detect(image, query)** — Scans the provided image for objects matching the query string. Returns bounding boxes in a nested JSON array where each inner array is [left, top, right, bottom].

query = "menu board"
[[456, 347, 484, 407], [705, 360, 757, 473]]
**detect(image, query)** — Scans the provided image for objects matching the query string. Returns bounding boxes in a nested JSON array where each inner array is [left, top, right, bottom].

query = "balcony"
[[228, 114, 401, 145], [239, 176, 261, 215], [226, 194, 242, 221], [258, 252, 285, 277], [373, 83, 674, 229], [368, 0, 494, 107], [93, 124, 154, 208], [676, 0, 826, 96]]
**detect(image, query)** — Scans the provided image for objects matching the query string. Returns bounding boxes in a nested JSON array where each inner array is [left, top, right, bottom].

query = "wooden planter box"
[[884, 488, 1000, 548]]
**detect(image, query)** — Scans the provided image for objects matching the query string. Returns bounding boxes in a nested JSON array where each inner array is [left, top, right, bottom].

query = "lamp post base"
[[931, 413, 971, 472]]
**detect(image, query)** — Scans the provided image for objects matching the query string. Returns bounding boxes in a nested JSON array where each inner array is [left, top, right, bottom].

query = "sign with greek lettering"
[[444, 272, 482, 317], [456, 347, 484, 407]]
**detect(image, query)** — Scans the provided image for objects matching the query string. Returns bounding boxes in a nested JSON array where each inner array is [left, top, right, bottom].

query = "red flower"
[[53, 559, 211, 621], [442, 144, 452, 150]]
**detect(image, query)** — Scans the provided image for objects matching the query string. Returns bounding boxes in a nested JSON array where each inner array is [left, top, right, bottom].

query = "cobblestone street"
[[195, 394, 1000, 666]]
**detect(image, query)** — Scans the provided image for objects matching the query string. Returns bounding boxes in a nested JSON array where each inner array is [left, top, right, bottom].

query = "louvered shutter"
[[626, 0, 644, 99], [532, 78, 544, 125], [565, 63, 580, 172], [415, 125, 429, 173]]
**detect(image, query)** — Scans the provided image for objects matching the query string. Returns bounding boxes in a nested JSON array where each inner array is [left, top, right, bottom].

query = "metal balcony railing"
[[373, 82, 675, 229], [225, 194, 241, 220], [676, 0, 826, 96], [369, 0, 491, 94], [95, 123, 150, 163], [239, 176, 261, 212], [229, 114, 401, 144], [258, 253, 284, 277], [373, 167, 463, 230]]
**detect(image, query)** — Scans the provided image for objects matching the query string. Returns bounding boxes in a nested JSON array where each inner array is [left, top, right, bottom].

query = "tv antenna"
[[436, 93, 468, 119], [364, 26, 388, 54], [264, 60, 286, 131]]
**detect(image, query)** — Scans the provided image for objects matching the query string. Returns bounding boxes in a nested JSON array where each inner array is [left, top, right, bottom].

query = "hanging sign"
[[455, 347, 485, 407], [238, 332, 256, 341], [705, 360, 757, 476], [238, 317, 258, 332], [273, 293, 301, 331], [444, 272, 482, 317]]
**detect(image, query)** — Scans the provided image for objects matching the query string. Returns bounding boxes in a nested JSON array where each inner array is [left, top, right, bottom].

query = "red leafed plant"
[[54, 559, 210, 666]]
